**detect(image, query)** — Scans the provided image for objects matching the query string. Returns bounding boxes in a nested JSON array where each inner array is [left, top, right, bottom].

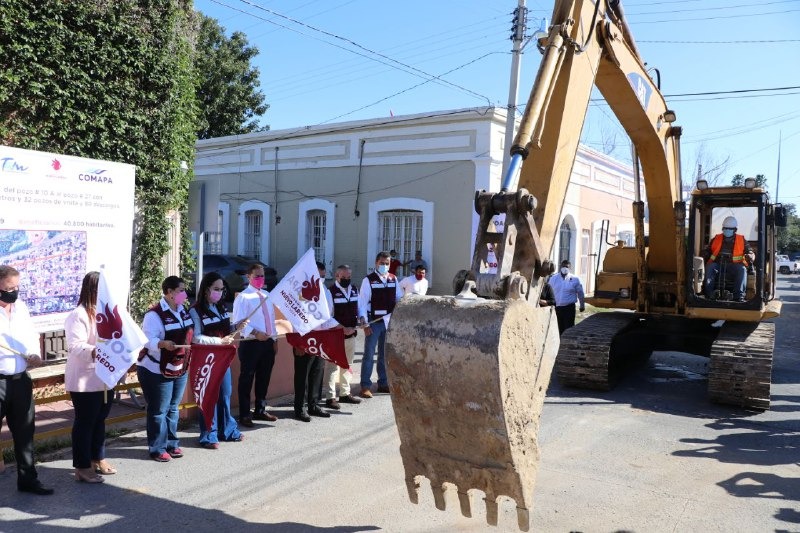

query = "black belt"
[[0, 372, 25, 380]]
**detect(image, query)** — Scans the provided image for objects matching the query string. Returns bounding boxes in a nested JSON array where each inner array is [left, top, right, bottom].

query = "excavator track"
[[555, 312, 636, 390], [708, 321, 774, 410]]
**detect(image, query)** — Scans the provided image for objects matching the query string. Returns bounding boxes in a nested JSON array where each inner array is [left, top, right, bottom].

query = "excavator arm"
[[385, 1, 681, 530]]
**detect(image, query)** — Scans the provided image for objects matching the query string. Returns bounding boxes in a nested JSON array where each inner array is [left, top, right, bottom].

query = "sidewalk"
[[1, 335, 368, 469]]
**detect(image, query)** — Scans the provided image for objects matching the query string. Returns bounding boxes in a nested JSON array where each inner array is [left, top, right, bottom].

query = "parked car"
[[186, 254, 278, 299], [775, 254, 799, 275]]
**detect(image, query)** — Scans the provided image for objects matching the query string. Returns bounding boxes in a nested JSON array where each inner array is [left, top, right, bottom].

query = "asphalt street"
[[1, 277, 798, 532]]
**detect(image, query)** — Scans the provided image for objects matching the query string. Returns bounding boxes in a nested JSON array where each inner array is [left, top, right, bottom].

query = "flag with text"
[[94, 270, 148, 388]]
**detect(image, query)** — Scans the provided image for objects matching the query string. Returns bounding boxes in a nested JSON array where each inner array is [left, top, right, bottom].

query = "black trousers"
[[294, 351, 323, 414], [0, 372, 37, 482], [237, 339, 275, 417], [555, 303, 576, 335], [70, 390, 114, 469]]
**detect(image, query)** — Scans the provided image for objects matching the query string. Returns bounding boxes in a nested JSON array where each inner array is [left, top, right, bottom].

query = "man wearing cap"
[[548, 260, 585, 334], [703, 215, 755, 302]]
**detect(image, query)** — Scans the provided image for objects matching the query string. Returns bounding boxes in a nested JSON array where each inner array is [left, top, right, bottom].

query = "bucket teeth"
[[431, 484, 447, 510], [457, 491, 472, 518], [485, 496, 499, 526], [405, 477, 421, 505], [517, 507, 530, 532]]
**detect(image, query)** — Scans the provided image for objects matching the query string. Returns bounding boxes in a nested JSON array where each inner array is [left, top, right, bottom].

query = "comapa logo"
[[78, 168, 113, 184]]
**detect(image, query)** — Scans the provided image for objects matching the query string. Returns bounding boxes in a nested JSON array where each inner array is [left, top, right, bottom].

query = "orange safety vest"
[[708, 233, 748, 265]]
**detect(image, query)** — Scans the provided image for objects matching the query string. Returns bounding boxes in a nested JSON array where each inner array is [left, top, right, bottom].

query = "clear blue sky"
[[195, 0, 800, 203]]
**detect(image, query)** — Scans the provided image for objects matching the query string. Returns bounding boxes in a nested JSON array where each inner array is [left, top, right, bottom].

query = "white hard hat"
[[722, 216, 738, 229]]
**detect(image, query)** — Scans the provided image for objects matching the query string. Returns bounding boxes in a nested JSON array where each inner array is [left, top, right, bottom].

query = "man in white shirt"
[[357, 251, 403, 397], [232, 263, 277, 426], [0, 265, 52, 495], [548, 260, 585, 334], [399, 265, 429, 297]]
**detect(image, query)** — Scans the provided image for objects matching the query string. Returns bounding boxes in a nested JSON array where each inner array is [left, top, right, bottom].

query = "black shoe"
[[339, 394, 362, 404], [18, 479, 54, 496], [308, 407, 331, 418], [325, 398, 341, 410], [376, 385, 391, 394], [253, 411, 278, 422], [239, 416, 254, 428], [294, 411, 311, 422]]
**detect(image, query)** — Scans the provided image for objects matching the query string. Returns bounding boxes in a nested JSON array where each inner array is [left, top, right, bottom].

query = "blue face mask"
[[722, 228, 735, 238], [376, 264, 389, 275]]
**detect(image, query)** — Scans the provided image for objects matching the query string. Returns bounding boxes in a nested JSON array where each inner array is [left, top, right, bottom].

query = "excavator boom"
[[386, 0, 684, 530]]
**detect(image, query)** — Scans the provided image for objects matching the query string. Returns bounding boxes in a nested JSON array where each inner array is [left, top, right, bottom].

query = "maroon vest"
[[145, 303, 194, 377], [191, 303, 231, 339], [330, 283, 359, 337], [367, 272, 397, 320]]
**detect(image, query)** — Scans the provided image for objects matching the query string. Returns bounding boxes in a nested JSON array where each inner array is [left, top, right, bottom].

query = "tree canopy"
[[0, 0, 198, 316], [195, 15, 268, 139], [731, 173, 767, 188]]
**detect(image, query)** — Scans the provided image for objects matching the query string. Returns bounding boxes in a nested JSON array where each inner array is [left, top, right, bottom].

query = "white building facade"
[[193, 107, 639, 295]]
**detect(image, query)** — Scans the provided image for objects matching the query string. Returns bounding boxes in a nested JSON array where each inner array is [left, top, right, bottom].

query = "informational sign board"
[[0, 146, 136, 332]]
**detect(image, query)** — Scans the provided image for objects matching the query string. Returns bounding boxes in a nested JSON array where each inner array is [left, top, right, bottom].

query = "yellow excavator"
[[384, 0, 787, 530]]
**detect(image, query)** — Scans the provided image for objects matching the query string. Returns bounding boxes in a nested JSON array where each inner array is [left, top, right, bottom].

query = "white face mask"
[[560, 267, 570, 275]]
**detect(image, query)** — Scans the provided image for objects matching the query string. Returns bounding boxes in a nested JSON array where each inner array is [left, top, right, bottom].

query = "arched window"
[[237, 200, 270, 263], [559, 220, 572, 265], [367, 198, 433, 278], [244, 210, 262, 259], [307, 209, 326, 264], [297, 199, 335, 273], [378, 210, 423, 267]]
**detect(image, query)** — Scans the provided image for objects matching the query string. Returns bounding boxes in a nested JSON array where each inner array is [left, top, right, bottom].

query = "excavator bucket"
[[385, 295, 559, 531]]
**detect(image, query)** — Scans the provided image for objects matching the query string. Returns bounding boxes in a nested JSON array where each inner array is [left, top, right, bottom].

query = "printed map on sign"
[[0, 229, 87, 316]]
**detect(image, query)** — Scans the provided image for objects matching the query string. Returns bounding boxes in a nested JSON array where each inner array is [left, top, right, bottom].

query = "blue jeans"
[[361, 319, 388, 388], [704, 262, 747, 299], [137, 367, 188, 455], [198, 367, 241, 444]]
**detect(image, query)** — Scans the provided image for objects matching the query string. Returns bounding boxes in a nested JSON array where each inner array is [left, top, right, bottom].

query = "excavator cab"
[[686, 183, 782, 309]]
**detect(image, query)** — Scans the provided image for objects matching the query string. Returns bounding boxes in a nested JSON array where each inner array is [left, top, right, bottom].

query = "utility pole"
[[776, 130, 782, 202], [502, 0, 528, 176]]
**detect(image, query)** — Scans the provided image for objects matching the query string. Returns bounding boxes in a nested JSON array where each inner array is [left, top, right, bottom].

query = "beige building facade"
[[193, 107, 640, 295]]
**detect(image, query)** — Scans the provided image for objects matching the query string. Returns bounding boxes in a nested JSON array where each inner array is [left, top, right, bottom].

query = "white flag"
[[270, 249, 331, 336], [94, 270, 148, 388]]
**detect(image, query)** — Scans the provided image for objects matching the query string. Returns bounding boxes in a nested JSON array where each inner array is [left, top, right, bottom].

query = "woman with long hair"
[[65, 271, 115, 483], [189, 272, 243, 449], [137, 276, 193, 462]]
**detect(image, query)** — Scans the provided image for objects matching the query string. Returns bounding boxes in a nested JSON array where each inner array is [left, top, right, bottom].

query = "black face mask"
[[0, 289, 18, 304], [339, 278, 351, 288]]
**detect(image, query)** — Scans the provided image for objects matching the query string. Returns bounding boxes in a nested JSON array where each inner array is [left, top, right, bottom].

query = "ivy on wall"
[[0, 0, 199, 317]]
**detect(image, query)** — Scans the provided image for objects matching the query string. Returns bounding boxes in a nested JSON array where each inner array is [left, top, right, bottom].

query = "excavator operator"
[[703, 215, 755, 302]]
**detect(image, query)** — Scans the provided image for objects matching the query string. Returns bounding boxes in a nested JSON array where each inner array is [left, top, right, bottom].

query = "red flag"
[[188, 344, 237, 430], [286, 328, 349, 369]]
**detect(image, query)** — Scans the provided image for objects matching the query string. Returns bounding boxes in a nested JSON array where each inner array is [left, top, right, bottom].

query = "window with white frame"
[[379, 210, 422, 265], [306, 209, 326, 265], [244, 209, 262, 260], [580, 229, 590, 277], [559, 220, 572, 265], [203, 209, 224, 254]]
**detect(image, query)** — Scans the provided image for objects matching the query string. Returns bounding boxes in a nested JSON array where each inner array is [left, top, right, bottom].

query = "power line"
[[664, 85, 800, 98], [629, 7, 800, 24], [639, 38, 800, 44], [628, 0, 798, 16], [222, 0, 493, 104], [316, 53, 505, 125]]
